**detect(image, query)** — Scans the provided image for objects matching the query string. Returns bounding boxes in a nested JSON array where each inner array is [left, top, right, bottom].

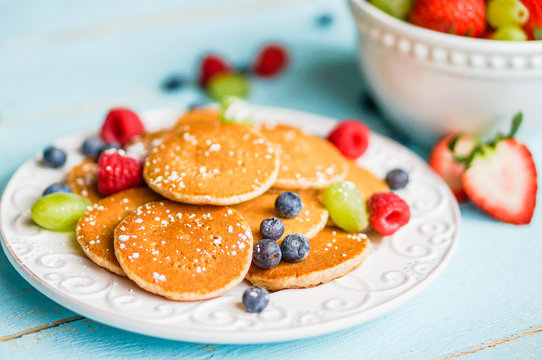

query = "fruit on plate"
[[461, 114, 537, 225], [328, 120, 371, 159], [42, 182, 72, 196], [275, 191, 303, 219], [100, 108, 146, 147], [429, 132, 478, 202], [369, 0, 414, 20], [280, 233, 310, 263], [96, 150, 144, 195], [42, 146, 67, 168], [408, 0, 487, 37], [31, 193, 91, 231], [385, 168, 409, 190], [323, 181, 369, 233], [367, 192, 411, 235], [219, 96, 253, 125], [242, 286, 270, 313], [252, 239, 282, 270]]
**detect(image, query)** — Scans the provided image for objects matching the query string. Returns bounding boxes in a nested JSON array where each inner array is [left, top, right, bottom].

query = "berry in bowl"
[[349, 0, 542, 145]]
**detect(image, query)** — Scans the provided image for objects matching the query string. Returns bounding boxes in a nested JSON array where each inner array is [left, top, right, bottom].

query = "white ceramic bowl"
[[349, 0, 542, 145]]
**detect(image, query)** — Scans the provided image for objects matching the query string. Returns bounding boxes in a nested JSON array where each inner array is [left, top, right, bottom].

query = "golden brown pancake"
[[260, 124, 348, 189], [232, 191, 328, 242], [246, 227, 371, 291], [67, 159, 103, 203], [124, 129, 171, 160], [344, 161, 389, 199], [114, 201, 253, 300], [172, 108, 220, 131], [143, 123, 280, 205], [76, 187, 162, 275]]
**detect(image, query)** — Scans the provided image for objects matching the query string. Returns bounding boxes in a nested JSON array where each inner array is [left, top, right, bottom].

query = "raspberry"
[[367, 192, 410, 235], [198, 54, 231, 87], [327, 120, 370, 159], [100, 108, 145, 147], [97, 150, 144, 195], [253, 44, 289, 77]]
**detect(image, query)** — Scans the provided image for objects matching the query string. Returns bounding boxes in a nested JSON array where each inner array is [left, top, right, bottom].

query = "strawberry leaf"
[[533, 27, 542, 40], [508, 112, 523, 138]]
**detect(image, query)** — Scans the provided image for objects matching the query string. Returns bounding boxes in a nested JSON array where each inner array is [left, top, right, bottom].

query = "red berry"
[[100, 108, 145, 147], [367, 192, 411, 235], [327, 120, 371, 159], [520, 0, 542, 39], [97, 150, 144, 196], [408, 0, 486, 37], [428, 133, 477, 202], [253, 44, 289, 77], [199, 55, 231, 87]]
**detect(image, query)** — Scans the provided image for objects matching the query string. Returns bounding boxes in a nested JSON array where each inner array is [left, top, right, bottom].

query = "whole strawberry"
[[519, 0, 542, 39], [97, 150, 144, 196], [409, 0, 487, 37], [461, 114, 537, 225]]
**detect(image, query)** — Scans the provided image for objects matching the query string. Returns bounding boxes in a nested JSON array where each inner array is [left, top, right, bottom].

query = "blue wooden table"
[[1, 0, 541, 359]]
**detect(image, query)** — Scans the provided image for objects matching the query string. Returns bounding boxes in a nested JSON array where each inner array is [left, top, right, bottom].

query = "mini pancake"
[[245, 227, 371, 291], [259, 124, 348, 189], [172, 108, 219, 131], [143, 123, 280, 205], [114, 201, 253, 301], [67, 159, 103, 203], [344, 161, 389, 199], [232, 192, 328, 242], [125, 129, 170, 160], [76, 187, 161, 276]]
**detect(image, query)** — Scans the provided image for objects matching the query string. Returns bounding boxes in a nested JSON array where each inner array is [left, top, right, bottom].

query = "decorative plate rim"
[[0, 106, 460, 344]]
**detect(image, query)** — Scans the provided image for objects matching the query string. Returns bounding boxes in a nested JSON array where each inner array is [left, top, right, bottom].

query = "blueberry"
[[42, 146, 67, 168], [385, 168, 409, 190], [280, 234, 310, 263], [242, 286, 270, 313], [82, 136, 105, 157], [95, 142, 121, 162], [275, 192, 303, 218], [252, 239, 282, 270], [316, 13, 333, 28], [42, 183, 72, 196], [161, 75, 186, 92], [259, 217, 284, 241]]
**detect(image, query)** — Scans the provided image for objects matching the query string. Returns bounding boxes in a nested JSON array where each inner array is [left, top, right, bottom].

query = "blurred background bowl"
[[349, 0, 542, 146]]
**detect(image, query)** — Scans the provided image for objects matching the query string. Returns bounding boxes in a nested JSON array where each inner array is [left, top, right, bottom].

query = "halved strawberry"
[[462, 114, 537, 225], [429, 133, 477, 202]]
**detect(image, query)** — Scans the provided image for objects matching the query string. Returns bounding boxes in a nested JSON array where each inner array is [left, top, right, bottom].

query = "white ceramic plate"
[[0, 106, 460, 344]]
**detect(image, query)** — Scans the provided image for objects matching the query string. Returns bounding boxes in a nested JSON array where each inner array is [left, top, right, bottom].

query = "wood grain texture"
[[1, 0, 541, 359]]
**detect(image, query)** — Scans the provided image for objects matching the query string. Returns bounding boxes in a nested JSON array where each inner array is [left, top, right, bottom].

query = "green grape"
[[323, 181, 368, 233], [369, 0, 413, 20], [487, 0, 529, 28], [219, 96, 254, 125], [492, 24, 527, 41], [207, 73, 249, 101], [31, 193, 91, 231]]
